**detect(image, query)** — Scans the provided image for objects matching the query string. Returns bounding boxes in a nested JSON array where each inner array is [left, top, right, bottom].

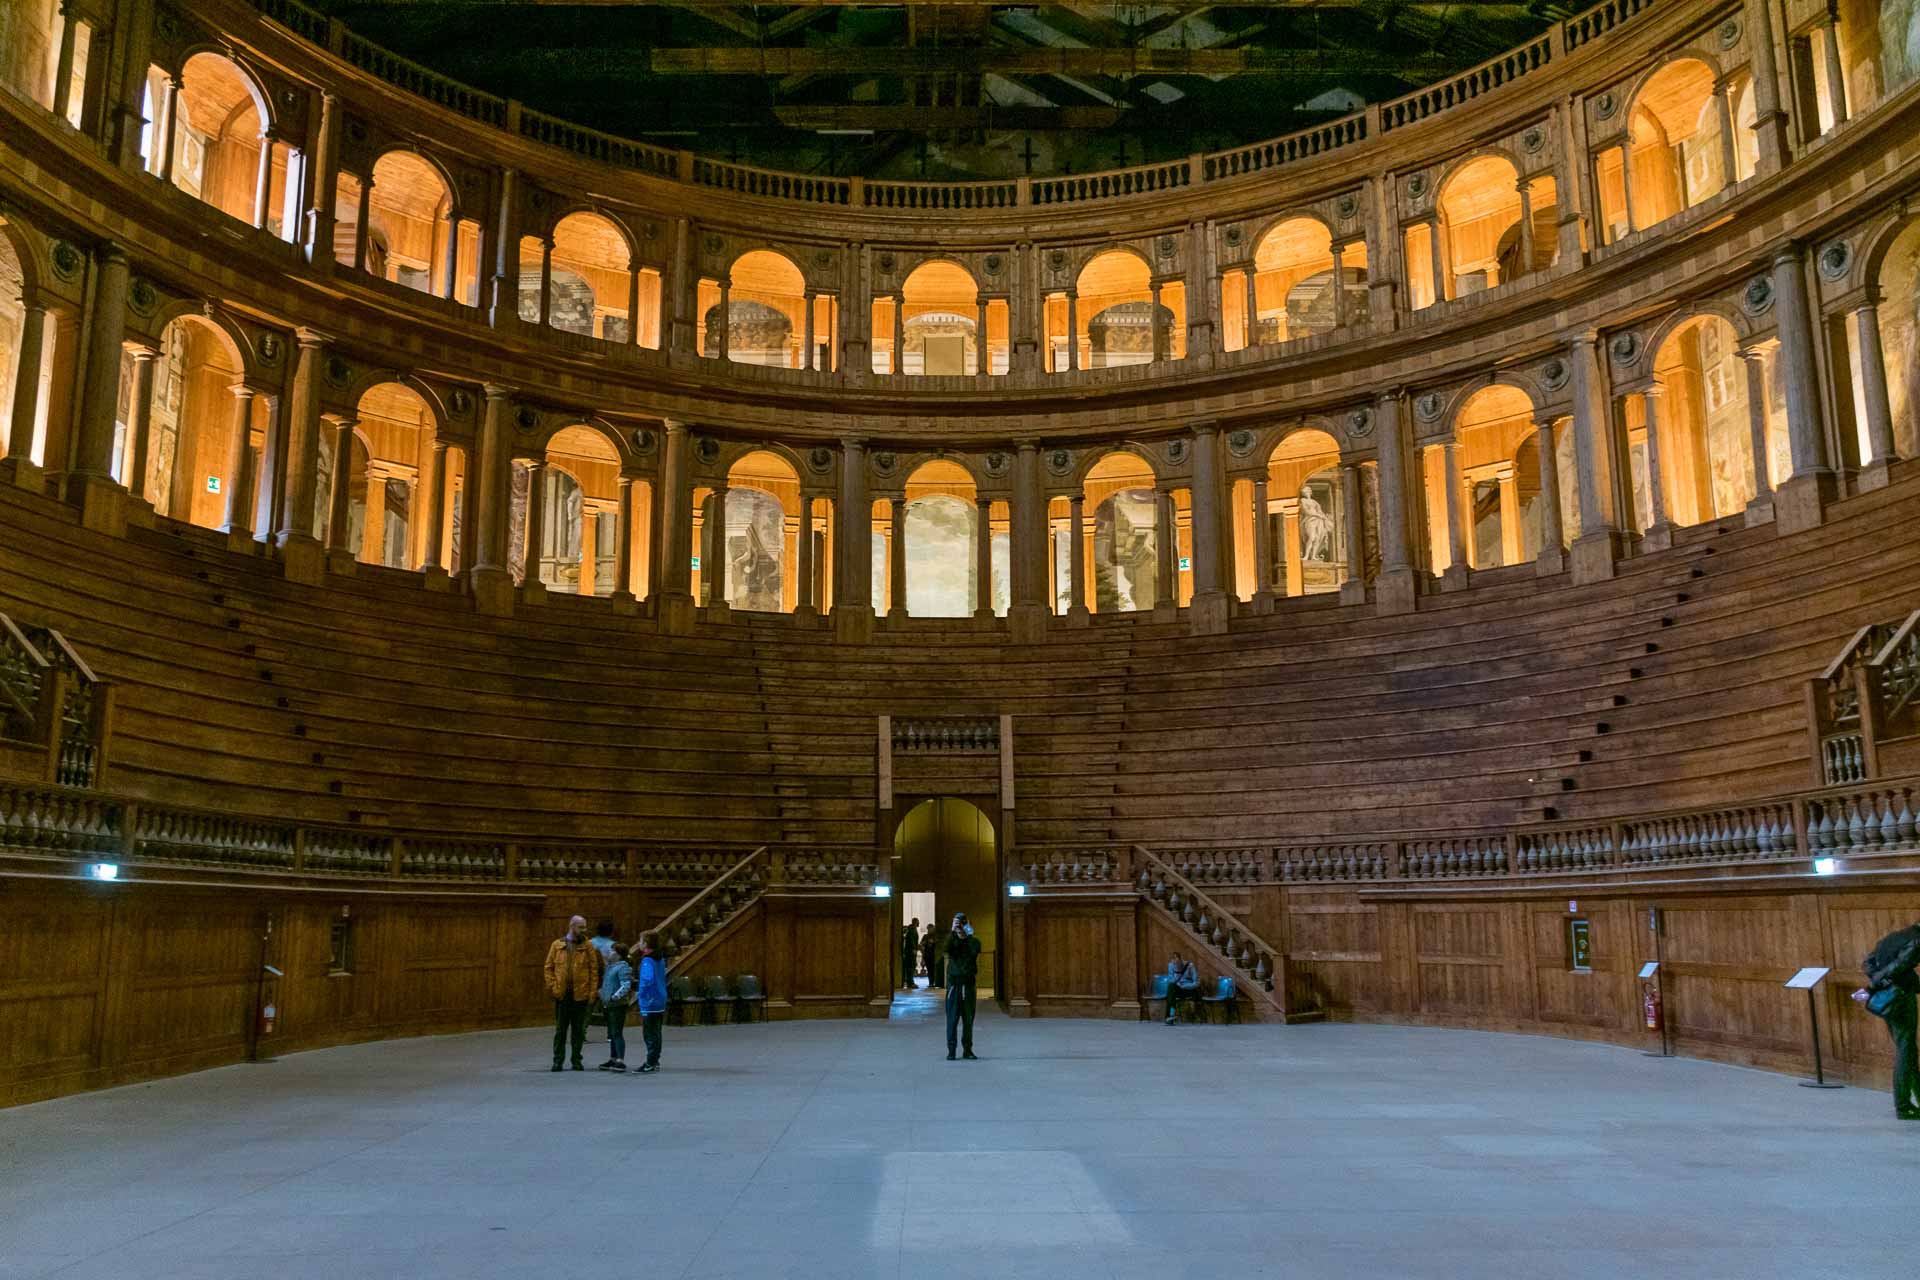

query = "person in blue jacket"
[[596, 943, 633, 1072], [632, 932, 670, 1074]]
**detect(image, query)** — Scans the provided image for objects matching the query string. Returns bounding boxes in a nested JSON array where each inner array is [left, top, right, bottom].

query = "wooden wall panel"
[[1411, 905, 1508, 1017], [792, 908, 870, 1002]]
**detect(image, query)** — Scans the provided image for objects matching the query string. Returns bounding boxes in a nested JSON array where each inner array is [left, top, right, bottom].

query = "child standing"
[[633, 932, 669, 1074], [596, 942, 633, 1071]]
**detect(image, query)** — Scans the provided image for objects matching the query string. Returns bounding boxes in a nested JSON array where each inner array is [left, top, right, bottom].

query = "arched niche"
[[1063, 251, 1150, 370], [123, 314, 251, 530], [717, 448, 800, 611], [168, 52, 270, 226], [1606, 59, 1723, 238], [1442, 385, 1539, 570], [900, 458, 979, 617], [1641, 315, 1763, 531], [896, 261, 980, 376], [548, 212, 632, 340], [1251, 217, 1369, 345], [356, 151, 457, 298], [1261, 429, 1344, 596], [1437, 155, 1526, 296], [709, 250, 806, 368], [535, 424, 623, 594], [1877, 219, 1920, 463], [1067, 451, 1158, 614], [349, 381, 438, 570]]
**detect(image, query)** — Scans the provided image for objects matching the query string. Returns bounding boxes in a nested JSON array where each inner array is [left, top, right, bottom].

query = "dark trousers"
[[902, 948, 917, 985], [1888, 991, 1919, 1112], [945, 980, 977, 1054], [604, 1005, 628, 1062], [1167, 984, 1201, 1021], [640, 1011, 664, 1066], [552, 998, 588, 1066]]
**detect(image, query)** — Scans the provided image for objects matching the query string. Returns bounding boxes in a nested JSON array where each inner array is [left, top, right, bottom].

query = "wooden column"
[[888, 494, 907, 617], [1618, 141, 1637, 235], [1065, 292, 1079, 370], [1149, 281, 1166, 360], [1243, 267, 1260, 346], [1819, 14, 1848, 124], [72, 245, 131, 483], [613, 476, 635, 596], [1278, 497, 1304, 597], [706, 483, 729, 605], [1154, 487, 1176, 606], [326, 420, 356, 553], [1534, 419, 1565, 569], [521, 459, 548, 586], [974, 496, 993, 618], [1427, 220, 1446, 304], [421, 440, 448, 570], [1329, 244, 1348, 329], [1338, 462, 1365, 598], [124, 348, 159, 501], [301, 90, 335, 264], [626, 266, 642, 345], [975, 297, 988, 375], [470, 386, 515, 594], [1515, 182, 1535, 278], [1713, 80, 1739, 183], [1739, 347, 1776, 506], [837, 438, 870, 612], [352, 178, 373, 272], [277, 330, 328, 549], [1190, 424, 1225, 599], [1496, 463, 1523, 566], [156, 77, 180, 182], [802, 291, 816, 370], [1745, 0, 1792, 172], [440, 209, 460, 301], [1373, 390, 1416, 611], [5, 303, 48, 462], [1849, 299, 1896, 477], [658, 422, 692, 598], [891, 293, 904, 373], [1067, 492, 1088, 619], [795, 493, 814, 610], [1641, 385, 1673, 544], [1772, 245, 1827, 483], [220, 384, 257, 535], [1441, 442, 1467, 576], [1251, 476, 1274, 601], [537, 239, 554, 327]]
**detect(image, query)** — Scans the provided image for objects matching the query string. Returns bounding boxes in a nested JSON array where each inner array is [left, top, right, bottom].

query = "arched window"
[[900, 458, 987, 616], [531, 425, 623, 594], [172, 53, 272, 227], [1062, 252, 1174, 370], [120, 315, 252, 530], [351, 382, 438, 570], [1602, 60, 1723, 240], [1876, 220, 1920, 463], [1639, 315, 1768, 532], [713, 450, 800, 611], [895, 261, 984, 376], [705, 251, 807, 368], [360, 151, 458, 298], [1071, 451, 1160, 613], [1247, 218, 1368, 347], [1429, 387, 1536, 572], [1260, 430, 1343, 595], [549, 212, 633, 340]]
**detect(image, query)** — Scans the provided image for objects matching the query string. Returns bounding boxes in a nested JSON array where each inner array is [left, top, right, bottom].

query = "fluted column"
[[277, 330, 328, 550], [835, 438, 870, 613], [326, 420, 356, 554], [887, 495, 908, 617], [220, 384, 257, 535], [421, 440, 448, 570], [1374, 390, 1416, 613], [1640, 385, 1674, 548], [5, 302, 48, 463], [1067, 493, 1088, 619], [1849, 298, 1896, 484], [124, 348, 159, 501], [1251, 476, 1274, 603], [72, 246, 131, 484], [973, 496, 992, 618], [1534, 419, 1566, 574], [613, 476, 635, 596]]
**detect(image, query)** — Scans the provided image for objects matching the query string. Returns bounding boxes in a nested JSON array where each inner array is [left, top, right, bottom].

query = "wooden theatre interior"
[[2, 0, 1920, 1107]]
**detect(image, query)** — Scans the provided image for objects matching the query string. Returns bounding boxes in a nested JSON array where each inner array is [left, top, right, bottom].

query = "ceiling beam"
[[654, 46, 1456, 76], [668, 3, 761, 40], [773, 103, 1125, 130]]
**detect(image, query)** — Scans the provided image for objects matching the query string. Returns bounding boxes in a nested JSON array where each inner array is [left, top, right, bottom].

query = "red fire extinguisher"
[[1643, 984, 1661, 1031], [260, 1002, 277, 1036]]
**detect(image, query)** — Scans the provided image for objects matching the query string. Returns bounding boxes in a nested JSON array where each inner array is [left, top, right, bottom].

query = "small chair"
[[735, 974, 767, 1023], [704, 974, 734, 1024], [1201, 975, 1238, 1024], [665, 974, 696, 1026], [1143, 973, 1170, 1022]]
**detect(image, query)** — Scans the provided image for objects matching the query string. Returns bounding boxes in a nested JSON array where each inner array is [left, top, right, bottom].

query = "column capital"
[[1191, 420, 1220, 437], [1846, 287, 1883, 314], [225, 380, 258, 398], [1769, 243, 1806, 270], [1014, 438, 1039, 454], [430, 437, 450, 455], [662, 418, 689, 436], [482, 382, 516, 403], [1642, 380, 1668, 400], [1374, 387, 1401, 408], [96, 242, 130, 267], [294, 326, 334, 349]]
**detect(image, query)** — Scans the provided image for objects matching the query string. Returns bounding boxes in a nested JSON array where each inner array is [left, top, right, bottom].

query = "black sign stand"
[[1787, 968, 1843, 1089], [1643, 907, 1673, 1059]]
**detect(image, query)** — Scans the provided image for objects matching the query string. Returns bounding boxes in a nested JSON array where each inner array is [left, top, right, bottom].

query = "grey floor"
[[2, 1000, 1914, 1279]]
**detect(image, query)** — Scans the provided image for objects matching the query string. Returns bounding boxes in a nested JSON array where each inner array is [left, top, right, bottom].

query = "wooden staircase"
[[1132, 844, 1323, 1024], [656, 845, 770, 977]]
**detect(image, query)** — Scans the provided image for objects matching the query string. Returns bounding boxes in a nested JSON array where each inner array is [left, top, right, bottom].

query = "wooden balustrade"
[[653, 845, 767, 971], [891, 717, 999, 753], [0, 617, 112, 791], [1132, 845, 1284, 1007]]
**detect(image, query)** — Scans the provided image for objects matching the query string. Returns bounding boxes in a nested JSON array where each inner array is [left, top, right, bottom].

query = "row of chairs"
[[666, 974, 766, 1025], [1145, 973, 1239, 1024]]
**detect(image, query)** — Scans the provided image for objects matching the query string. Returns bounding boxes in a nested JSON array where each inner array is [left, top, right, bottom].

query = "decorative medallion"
[[806, 446, 833, 475], [1336, 192, 1359, 221], [1609, 332, 1640, 365], [528, 189, 549, 211], [127, 277, 158, 317], [1541, 358, 1569, 392], [324, 356, 352, 388], [1717, 18, 1742, 48], [1047, 249, 1067, 273], [1818, 241, 1852, 282], [257, 334, 282, 365], [983, 451, 1010, 478], [702, 233, 723, 255], [1345, 408, 1374, 438], [344, 118, 368, 145], [1164, 439, 1189, 465], [1522, 126, 1545, 155], [1741, 276, 1775, 316], [460, 171, 480, 193], [814, 249, 832, 269], [631, 427, 657, 455], [875, 252, 896, 275], [450, 388, 473, 418], [1414, 392, 1443, 423], [281, 88, 299, 110], [1047, 448, 1074, 477], [642, 222, 659, 241], [515, 406, 540, 433], [50, 242, 83, 282], [694, 436, 721, 464], [1155, 235, 1176, 259], [1226, 429, 1256, 458], [983, 253, 1004, 277], [1223, 224, 1245, 247], [1595, 91, 1618, 121], [1407, 173, 1429, 200], [870, 450, 897, 477]]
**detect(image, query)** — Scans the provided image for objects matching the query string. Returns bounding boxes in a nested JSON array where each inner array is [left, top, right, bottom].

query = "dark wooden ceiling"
[[312, 2, 1576, 179]]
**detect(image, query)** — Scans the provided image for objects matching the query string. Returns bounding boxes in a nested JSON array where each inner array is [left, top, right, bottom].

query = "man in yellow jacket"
[[545, 915, 605, 1072]]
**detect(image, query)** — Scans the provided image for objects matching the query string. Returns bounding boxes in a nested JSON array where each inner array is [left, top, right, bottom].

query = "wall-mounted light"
[[87, 862, 119, 881], [872, 884, 892, 898], [1007, 883, 1028, 897], [1814, 857, 1840, 877]]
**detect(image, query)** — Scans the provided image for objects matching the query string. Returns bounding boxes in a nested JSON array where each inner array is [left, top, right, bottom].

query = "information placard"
[[1784, 966, 1831, 990], [1638, 961, 1659, 979]]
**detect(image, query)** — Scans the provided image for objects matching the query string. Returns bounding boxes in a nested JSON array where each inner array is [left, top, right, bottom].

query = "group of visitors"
[[544, 916, 667, 1074], [899, 916, 951, 989]]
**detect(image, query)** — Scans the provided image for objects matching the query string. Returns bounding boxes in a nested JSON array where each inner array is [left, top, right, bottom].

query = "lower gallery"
[[5, 0, 1920, 1273]]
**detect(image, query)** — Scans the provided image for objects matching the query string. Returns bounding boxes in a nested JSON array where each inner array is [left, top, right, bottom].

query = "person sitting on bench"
[[1166, 953, 1201, 1024]]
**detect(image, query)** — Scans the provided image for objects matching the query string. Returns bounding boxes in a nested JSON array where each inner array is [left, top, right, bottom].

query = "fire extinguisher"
[[1643, 984, 1661, 1031], [260, 1002, 277, 1036]]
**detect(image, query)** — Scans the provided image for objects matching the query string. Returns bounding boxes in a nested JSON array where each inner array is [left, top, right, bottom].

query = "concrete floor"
[[2, 1006, 1914, 1279]]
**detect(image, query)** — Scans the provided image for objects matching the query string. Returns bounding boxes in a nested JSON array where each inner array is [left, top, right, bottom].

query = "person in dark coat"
[[1853, 924, 1920, 1118], [944, 912, 982, 1060], [901, 918, 921, 989], [927, 925, 947, 989], [919, 927, 940, 989]]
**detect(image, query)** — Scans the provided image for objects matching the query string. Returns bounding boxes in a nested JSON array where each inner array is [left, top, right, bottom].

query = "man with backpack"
[[1853, 923, 1920, 1119]]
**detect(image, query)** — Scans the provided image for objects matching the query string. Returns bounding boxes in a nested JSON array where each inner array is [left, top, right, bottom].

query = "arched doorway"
[[892, 796, 999, 996]]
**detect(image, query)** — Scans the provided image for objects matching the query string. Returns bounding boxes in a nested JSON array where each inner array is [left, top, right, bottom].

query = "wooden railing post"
[[1790, 797, 1810, 858]]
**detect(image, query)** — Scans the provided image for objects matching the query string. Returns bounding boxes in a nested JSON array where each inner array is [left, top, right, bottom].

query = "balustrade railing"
[[1133, 846, 1280, 999], [1030, 158, 1191, 206], [1808, 610, 1920, 785], [1022, 847, 1127, 885], [891, 717, 999, 753], [776, 847, 881, 886], [1564, 0, 1658, 51], [1202, 115, 1368, 180], [689, 158, 851, 205], [863, 179, 1019, 211], [1273, 841, 1395, 883], [655, 846, 767, 969], [336, 32, 508, 127], [1377, 34, 1554, 132], [518, 108, 680, 178]]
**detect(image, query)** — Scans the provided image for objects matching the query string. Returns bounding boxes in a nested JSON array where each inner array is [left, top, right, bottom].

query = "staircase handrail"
[[654, 844, 768, 971], [1132, 844, 1284, 1006], [1871, 609, 1920, 722]]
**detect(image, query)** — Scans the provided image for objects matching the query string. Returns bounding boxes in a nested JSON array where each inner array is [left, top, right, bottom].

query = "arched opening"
[[1425, 154, 1557, 305], [1058, 251, 1174, 370], [517, 426, 622, 593], [1055, 451, 1161, 614], [1, 0, 60, 107], [1876, 219, 1920, 463], [120, 314, 254, 530], [548, 212, 633, 341], [314, 425, 370, 555], [351, 151, 466, 300], [711, 449, 800, 612], [705, 250, 807, 368], [1601, 59, 1725, 240], [893, 796, 999, 996], [1639, 315, 1765, 531], [902, 459, 979, 618], [1442, 387, 1540, 570], [348, 382, 439, 570], [0, 228, 28, 461], [1248, 217, 1369, 347], [170, 53, 276, 230], [892, 261, 997, 376], [1259, 430, 1344, 596]]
